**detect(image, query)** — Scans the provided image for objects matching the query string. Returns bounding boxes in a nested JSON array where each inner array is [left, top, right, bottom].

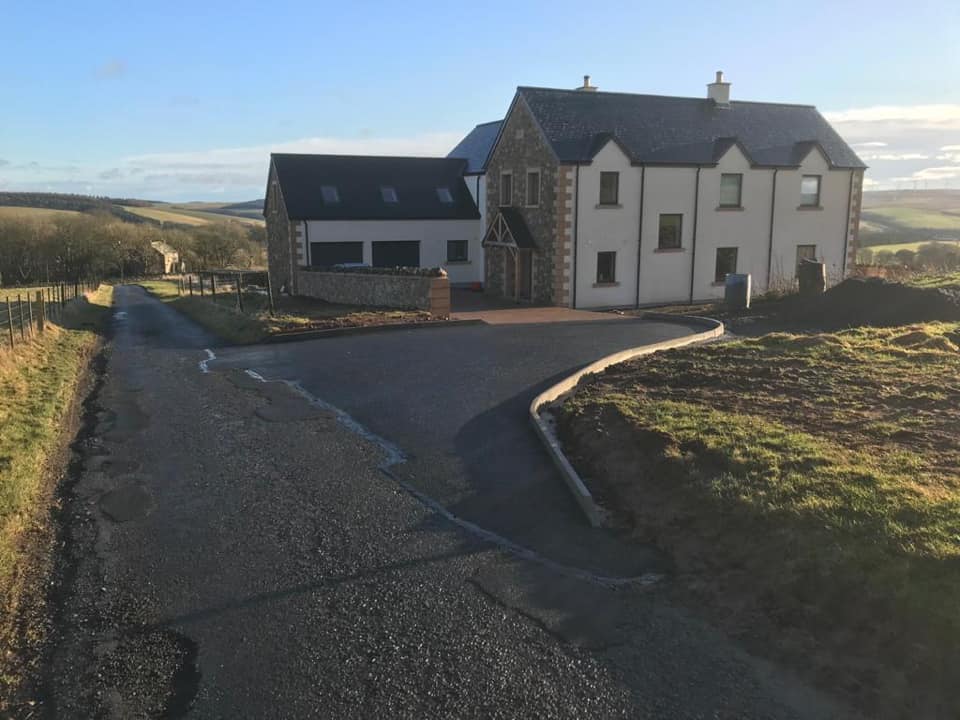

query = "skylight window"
[[381, 186, 398, 203], [437, 187, 453, 204], [321, 185, 339, 204]]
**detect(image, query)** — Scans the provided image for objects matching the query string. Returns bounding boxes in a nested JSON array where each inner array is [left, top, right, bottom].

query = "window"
[[596, 251, 616, 284], [437, 187, 453, 204], [796, 244, 817, 276], [447, 240, 468, 263], [381, 186, 398, 203], [321, 185, 339, 204], [801, 175, 821, 207], [311, 241, 362, 267], [526, 170, 540, 206], [715, 247, 738, 283], [500, 172, 513, 206], [599, 172, 619, 205], [658, 214, 683, 250], [719, 173, 742, 208]]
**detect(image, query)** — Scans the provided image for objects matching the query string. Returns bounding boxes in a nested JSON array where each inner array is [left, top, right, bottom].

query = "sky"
[[1, 0, 959, 202]]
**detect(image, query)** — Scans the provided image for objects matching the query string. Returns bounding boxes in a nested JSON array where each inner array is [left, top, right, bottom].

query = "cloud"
[[0, 130, 465, 201], [96, 59, 126, 79], [852, 141, 888, 148], [891, 166, 960, 182], [857, 152, 929, 161], [120, 131, 463, 190], [861, 177, 881, 189], [942, 145, 960, 151]]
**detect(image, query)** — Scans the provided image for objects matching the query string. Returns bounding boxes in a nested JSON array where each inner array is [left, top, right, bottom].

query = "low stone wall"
[[296, 270, 451, 316]]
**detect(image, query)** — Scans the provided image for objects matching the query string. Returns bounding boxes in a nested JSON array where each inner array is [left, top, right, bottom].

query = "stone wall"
[[846, 170, 864, 276], [296, 271, 451, 316], [265, 161, 295, 298], [485, 98, 560, 304]]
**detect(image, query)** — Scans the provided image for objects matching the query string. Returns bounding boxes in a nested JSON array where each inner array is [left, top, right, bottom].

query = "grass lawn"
[[908, 271, 960, 289], [0, 284, 113, 702], [138, 279, 435, 344], [557, 322, 960, 715], [866, 206, 960, 231]]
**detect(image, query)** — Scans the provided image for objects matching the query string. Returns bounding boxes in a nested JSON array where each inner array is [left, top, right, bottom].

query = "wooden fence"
[[180, 270, 274, 315], [0, 279, 101, 352]]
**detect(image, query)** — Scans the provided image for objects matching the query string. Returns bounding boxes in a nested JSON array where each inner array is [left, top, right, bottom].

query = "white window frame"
[[446, 240, 469, 263], [800, 175, 822, 207], [719, 174, 742, 208]]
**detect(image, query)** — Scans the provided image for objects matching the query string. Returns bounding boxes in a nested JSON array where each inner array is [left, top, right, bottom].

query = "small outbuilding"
[[264, 154, 481, 296], [149, 240, 180, 275]]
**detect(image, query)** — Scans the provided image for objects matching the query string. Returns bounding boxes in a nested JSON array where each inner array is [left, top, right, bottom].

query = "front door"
[[518, 250, 532, 301]]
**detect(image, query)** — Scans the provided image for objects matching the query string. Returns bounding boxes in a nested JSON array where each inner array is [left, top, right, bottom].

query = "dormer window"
[[321, 185, 339, 204], [437, 187, 453, 204], [381, 186, 398, 203]]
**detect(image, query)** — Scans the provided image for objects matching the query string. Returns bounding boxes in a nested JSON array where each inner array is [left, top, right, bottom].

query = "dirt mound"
[[793, 278, 960, 328]]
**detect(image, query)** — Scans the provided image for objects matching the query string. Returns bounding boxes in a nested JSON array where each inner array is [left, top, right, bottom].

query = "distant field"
[[866, 207, 960, 231], [165, 205, 263, 226], [0, 207, 81, 221], [119, 205, 209, 226], [859, 239, 960, 256]]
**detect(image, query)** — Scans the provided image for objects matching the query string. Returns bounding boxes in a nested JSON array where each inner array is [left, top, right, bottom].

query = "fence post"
[[27, 294, 34, 336], [266, 271, 275, 316], [211, 274, 217, 299], [199, 274, 204, 297], [6, 299, 14, 350], [236, 272, 243, 312], [36, 291, 44, 333], [189, 275, 194, 297], [17, 294, 25, 341]]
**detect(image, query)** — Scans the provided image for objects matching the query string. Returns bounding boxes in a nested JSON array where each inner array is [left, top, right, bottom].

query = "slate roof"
[[447, 120, 503, 174], [498, 208, 536, 249], [517, 87, 866, 169], [270, 154, 480, 221]]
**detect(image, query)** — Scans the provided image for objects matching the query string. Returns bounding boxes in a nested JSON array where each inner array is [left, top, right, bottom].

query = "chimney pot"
[[708, 70, 730, 106]]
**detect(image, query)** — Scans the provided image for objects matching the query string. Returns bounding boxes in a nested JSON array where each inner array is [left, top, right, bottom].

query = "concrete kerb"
[[528, 313, 725, 527]]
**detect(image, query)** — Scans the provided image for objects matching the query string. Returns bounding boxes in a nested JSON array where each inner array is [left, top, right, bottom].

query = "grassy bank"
[[557, 322, 960, 716], [0, 284, 113, 701], [139, 279, 434, 344]]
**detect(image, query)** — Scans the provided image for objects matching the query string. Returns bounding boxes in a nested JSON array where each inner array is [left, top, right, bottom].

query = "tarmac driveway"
[[210, 314, 697, 576]]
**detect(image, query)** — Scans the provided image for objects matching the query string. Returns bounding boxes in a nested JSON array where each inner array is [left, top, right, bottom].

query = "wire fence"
[[177, 270, 275, 315], [0, 278, 101, 352]]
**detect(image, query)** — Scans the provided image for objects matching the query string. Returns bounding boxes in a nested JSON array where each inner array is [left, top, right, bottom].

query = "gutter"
[[635, 166, 645, 308], [766, 168, 778, 290], [571, 165, 581, 309], [688, 167, 701, 304]]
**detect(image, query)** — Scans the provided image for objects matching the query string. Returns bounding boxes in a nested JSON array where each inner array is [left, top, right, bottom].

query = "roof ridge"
[[473, 119, 503, 127], [516, 85, 815, 109], [272, 153, 463, 162]]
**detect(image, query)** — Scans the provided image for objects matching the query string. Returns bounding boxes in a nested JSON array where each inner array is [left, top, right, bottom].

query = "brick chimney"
[[707, 70, 730, 106]]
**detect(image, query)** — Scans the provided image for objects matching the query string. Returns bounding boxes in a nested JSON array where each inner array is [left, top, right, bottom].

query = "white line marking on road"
[[199, 348, 216, 374], [230, 364, 661, 588]]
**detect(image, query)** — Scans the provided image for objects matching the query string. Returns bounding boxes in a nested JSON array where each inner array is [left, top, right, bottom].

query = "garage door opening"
[[311, 242, 363, 266], [372, 241, 420, 268]]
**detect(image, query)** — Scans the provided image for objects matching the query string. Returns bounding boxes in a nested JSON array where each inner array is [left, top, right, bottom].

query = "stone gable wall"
[[484, 99, 561, 304]]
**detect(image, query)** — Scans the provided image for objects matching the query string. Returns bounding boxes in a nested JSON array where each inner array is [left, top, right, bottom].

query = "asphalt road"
[[209, 310, 697, 576], [39, 286, 854, 718]]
